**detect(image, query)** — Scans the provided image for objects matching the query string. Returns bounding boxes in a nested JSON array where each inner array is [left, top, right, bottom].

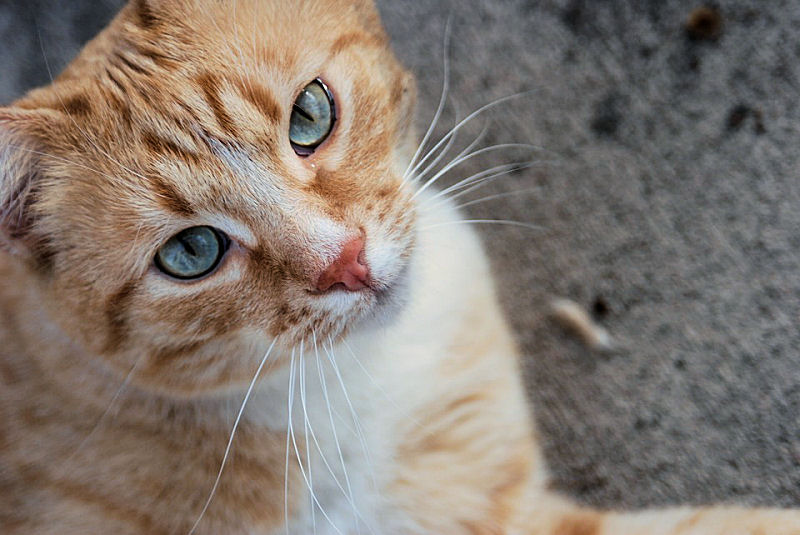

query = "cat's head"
[[0, 0, 418, 395]]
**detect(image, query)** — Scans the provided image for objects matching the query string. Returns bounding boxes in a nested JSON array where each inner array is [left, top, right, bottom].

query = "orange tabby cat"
[[0, 1, 798, 534]]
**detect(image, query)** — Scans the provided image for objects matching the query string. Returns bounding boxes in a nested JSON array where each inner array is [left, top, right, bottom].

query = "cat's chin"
[[351, 261, 411, 333]]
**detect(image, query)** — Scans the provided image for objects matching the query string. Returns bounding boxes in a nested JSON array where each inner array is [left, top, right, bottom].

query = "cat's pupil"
[[289, 79, 335, 155], [179, 236, 197, 257]]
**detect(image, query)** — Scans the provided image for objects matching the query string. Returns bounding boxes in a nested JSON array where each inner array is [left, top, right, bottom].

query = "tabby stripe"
[[104, 280, 137, 353], [101, 85, 133, 125], [236, 79, 281, 123], [104, 67, 128, 95], [131, 0, 161, 30], [60, 94, 93, 117], [129, 41, 178, 70], [142, 131, 201, 168], [197, 72, 239, 136], [147, 169, 195, 217], [16, 464, 167, 534], [112, 51, 151, 75]]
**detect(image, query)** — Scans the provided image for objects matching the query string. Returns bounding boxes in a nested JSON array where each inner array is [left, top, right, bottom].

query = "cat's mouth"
[[299, 246, 412, 342]]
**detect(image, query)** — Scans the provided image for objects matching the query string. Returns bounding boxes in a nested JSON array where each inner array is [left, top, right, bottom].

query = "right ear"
[[0, 108, 59, 261]]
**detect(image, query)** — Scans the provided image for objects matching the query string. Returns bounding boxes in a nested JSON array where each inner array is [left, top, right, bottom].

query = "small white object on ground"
[[550, 298, 614, 352]]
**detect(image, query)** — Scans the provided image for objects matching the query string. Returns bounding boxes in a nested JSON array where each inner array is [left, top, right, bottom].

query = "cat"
[[0, 0, 798, 533]]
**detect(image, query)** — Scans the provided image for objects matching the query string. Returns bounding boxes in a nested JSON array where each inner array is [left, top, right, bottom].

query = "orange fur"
[[1, 1, 798, 534]]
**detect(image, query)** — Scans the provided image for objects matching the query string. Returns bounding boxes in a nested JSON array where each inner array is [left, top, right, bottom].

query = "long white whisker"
[[187, 339, 277, 535], [402, 17, 452, 183], [298, 341, 317, 534], [405, 90, 538, 183], [412, 143, 541, 200], [412, 99, 462, 185], [415, 121, 489, 186], [288, 346, 344, 535], [421, 162, 535, 210], [324, 337, 376, 491], [314, 335, 370, 535], [453, 187, 541, 211], [421, 219, 545, 232], [340, 340, 424, 430], [285, 348, 295, 535], [66, 354, 144, 467]]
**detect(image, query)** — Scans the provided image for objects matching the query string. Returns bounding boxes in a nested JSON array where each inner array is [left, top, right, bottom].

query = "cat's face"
[[0, 0, 418, 395]]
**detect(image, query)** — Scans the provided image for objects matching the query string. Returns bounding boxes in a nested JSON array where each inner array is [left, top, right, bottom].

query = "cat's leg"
[[513, 492, 800, 535]]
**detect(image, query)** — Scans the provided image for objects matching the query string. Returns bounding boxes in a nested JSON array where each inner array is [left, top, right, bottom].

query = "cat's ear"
[[0, 108, 58, 259], [346, 0, 389, 41]]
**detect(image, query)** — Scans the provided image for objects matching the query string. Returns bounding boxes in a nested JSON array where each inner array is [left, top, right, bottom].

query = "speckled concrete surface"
[[1, 0, 798, 511]]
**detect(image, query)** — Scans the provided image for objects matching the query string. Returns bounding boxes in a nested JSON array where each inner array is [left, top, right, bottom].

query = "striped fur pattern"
[[0, 1, 797, 533]]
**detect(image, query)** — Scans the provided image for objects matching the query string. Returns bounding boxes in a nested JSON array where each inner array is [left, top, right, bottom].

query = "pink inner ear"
[[316, 237, 370, 292]]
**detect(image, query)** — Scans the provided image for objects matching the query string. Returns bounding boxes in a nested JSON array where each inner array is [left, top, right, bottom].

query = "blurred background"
[[1, 0, 798, 508]]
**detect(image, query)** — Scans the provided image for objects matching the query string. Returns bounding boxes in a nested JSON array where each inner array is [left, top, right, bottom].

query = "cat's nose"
[[315, 237, 370, 292]]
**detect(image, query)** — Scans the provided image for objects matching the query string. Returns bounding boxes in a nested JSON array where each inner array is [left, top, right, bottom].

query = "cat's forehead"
[[134, 0, 388, 69]]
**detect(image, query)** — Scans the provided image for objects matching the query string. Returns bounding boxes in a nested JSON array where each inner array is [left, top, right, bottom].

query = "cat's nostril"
[[315, 237, 370, 293]]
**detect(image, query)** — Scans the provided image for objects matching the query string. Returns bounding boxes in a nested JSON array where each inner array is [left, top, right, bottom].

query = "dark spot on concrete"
[[686, 6, 723, 41], [726, 104, 766, 134], [592, 296, 609, 318], [674, 358, 686, 370], [727, 104, 750, 130], [752, 109, 766, 134], [562, 1, 581, 30], [590, 94, 623, 137]]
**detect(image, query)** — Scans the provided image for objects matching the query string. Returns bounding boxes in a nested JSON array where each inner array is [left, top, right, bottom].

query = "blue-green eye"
[[289, 79, 335, 155], [155, 226, 227, 280]]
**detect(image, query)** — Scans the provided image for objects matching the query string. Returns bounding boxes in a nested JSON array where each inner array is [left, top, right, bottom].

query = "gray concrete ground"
[[1, 0, 798, 510]]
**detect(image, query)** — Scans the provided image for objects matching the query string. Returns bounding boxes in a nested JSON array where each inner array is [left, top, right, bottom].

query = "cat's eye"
[[155, 226, 228, 280], [289, 79, 336, 156]]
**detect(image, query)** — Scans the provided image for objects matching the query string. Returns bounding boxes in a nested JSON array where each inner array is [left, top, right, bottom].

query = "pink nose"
[[316, 238, 370, 292]]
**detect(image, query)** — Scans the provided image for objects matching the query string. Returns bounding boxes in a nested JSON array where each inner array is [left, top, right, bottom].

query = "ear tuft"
[[0, 109, 50, 259]]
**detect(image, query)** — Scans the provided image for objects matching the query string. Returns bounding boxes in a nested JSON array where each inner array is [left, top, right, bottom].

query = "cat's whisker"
[[401, 17, 452, 185], [452, 187, 542, 211], [284, 348, 296, 535], [324, 337, 377, 491], [340, 339, 425, 430], [186, 338, 277, 535], [412, 99, 463, 186], [420, 219, 545, 232], [439, 163, 538, 203], [412, 143, 541, 200], [298, 341, 318, 534], [313, 335, 372, 535], [64, 353, 145, 470], [405, 90, 539, 185], [288, 345, 344, 535], [420, 161, 536, 211]]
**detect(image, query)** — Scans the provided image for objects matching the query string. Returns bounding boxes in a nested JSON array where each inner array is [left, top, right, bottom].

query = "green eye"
[[155, 226, 227, 280], [289, 79, 335, 155]]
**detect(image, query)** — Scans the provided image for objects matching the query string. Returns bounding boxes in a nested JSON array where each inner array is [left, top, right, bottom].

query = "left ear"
[[348, 0, 390, 42], [0, 108, 59, 260]]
